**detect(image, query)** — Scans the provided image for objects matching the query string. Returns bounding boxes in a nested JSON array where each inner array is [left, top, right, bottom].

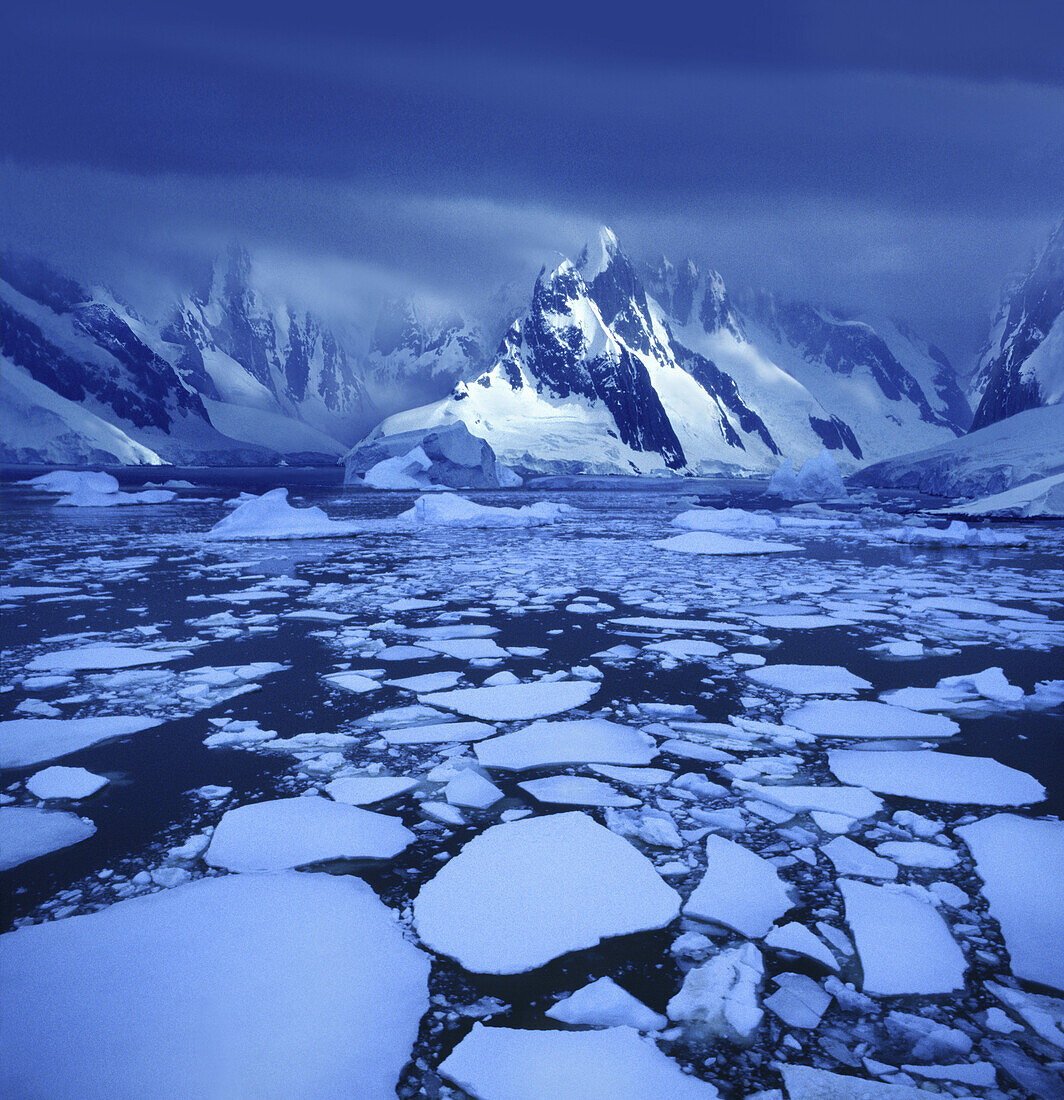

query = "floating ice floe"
[[653, 531, 801, 555], [0, 716, 163, 769], [883, 520, 1025, 547], [880, 667, 1063, 716], [323, 671, 382, 694], [783, 699, 958, 740], [763, 921, 839, 971], [545, 977, 667, 1031], [838, 878, 966, 995], [413, 812, 680, 973], [21, 470, 122, 495], [476, 718, 656, 771], [518, 775, 640, 808], [735, 781, 883, 820], [781, 1063, 948, 1099], [828, 748, 1045, 806], [325, 776, 418, 806], [667, 942, 764, 1043], [671, 507, 779, 533], [642, 639, 725, 660], [383, 720, 497, 744], [764, 972, 832, 1029], [420, 681, 600, 722], [767, 449, 848, 501], [384, 671, 463, 693], [821, 836, 897, 881], [398, 494, 572, 528], [875, 840, 959, 869], [933, 470, 1064, 519], [590, 765, 674, 786], [207, 488, 362, 540], [0, 806, 97, 870], [443, 769, 504, 809], [439, 1023, 720, 1100], [0, 874, 429, 1100], [25, 765, 108, 800], [26, 644, 191, 673], [683, 834, 792, 936], [205, 797, 415, 871], [957, 814, 1064, 992], [744, 664, 871, 696]]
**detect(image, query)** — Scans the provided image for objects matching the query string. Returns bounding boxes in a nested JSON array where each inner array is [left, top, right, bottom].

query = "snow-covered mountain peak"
[[575, 224, 621, 282]]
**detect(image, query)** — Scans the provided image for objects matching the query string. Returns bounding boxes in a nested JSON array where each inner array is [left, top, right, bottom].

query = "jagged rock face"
[[1, 256, 210, 434], [167, 245, 372, 437], [366, 299, 487, 416], [517, 261, 686, 469], [971, 218, 1064, 431]]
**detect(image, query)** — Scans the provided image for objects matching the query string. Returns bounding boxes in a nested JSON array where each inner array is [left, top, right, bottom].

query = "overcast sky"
[[3, 0, 1062, 369]]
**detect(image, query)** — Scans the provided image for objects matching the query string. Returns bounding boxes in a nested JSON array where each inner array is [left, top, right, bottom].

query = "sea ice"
[[667, 942, 764, 1042], [874, 841, 959, 869], [0, 874, 429, 1100], [323, 671, 382, 694], [443, 769, 504, 809], [653, 531, 800, 555], [0, 716, 163, 769], [518, 775, 640, 808], [399, 494, 571, 528], [745, 664, 871, 696], [590, 765, 675, 785], [781, 1064, 949, 1099], [957, 815, 1064, 991], [545, 977, 667, 1031], [26, 644, 191, 673], [207, 488, 362, 540], [25, 765, 108, 800], [683, 834, 792, 937], [413, 812, 680, 973], [783, 700, 959, 740], [671, 507, 779, 533], [768, 449, 848, 501], [205, 797, 414, 871], [324, 776, 418, 806], [420, 681, 600, 721], [383, 720, 497, 744], [821, 836, 898, 881], [763, 922, 839, 971], [838, 878, 966, 995], [0, 806, 96, 870], [764, 972, 832, 1028], [736, 782, 883, 820], [439, 1023, 720, 1100], [476, 718, 656, 771], [827, 749, 1045, 805]]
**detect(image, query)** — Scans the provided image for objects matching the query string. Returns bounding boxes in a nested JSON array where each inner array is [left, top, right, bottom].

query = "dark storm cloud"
[[2, 0, 1062, 365]]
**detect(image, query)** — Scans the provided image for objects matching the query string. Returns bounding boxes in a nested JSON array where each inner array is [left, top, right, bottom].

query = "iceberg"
[[398, 494, 571, 528], [207, 488, 362, 540]]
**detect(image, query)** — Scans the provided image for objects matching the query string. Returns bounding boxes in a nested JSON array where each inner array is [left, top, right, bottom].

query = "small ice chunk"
[[420, 680, 599, 722], [838, 878, 966, 995], [654, 531, 800, 555], [874, 841, 959, 869], [413, 812, 680, 973], [782, 1064, 938, 1099], [325, 776, 418, 806], [476, 719, 656, 771], [745, 665, 871, 696], [205, 798, 414, 871], [590, 765, 674, 786], [828, 749, 1045, 806], [439, 1023, 720, 1100], [0, 806, 96, 870], [764, 973, 831, 1028], [518, 776, 639, 808], [444, 770, 504, 809], [667, 942, 764, 1042], [821, 837, 897, 881], [324, 672, 383, 694], [26, 766, 108, 800], [384, 720, 496, 744], [784, 700, 958, 740], [737, 782, 883, 820], [683, 834, 792, 937], [901, 1062, 997, 1087], [764, 923, 839, 971], [545, 977, 667, 1031]]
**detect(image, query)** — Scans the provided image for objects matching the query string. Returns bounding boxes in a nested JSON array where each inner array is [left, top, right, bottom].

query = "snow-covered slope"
[[155, 246, 375, 453], [366, 231, 786, 476], [362, 228, 968, 477], [971, 218, 1064, 430], [852, 404, 1064, 498], [0, 256, 272, 465]]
